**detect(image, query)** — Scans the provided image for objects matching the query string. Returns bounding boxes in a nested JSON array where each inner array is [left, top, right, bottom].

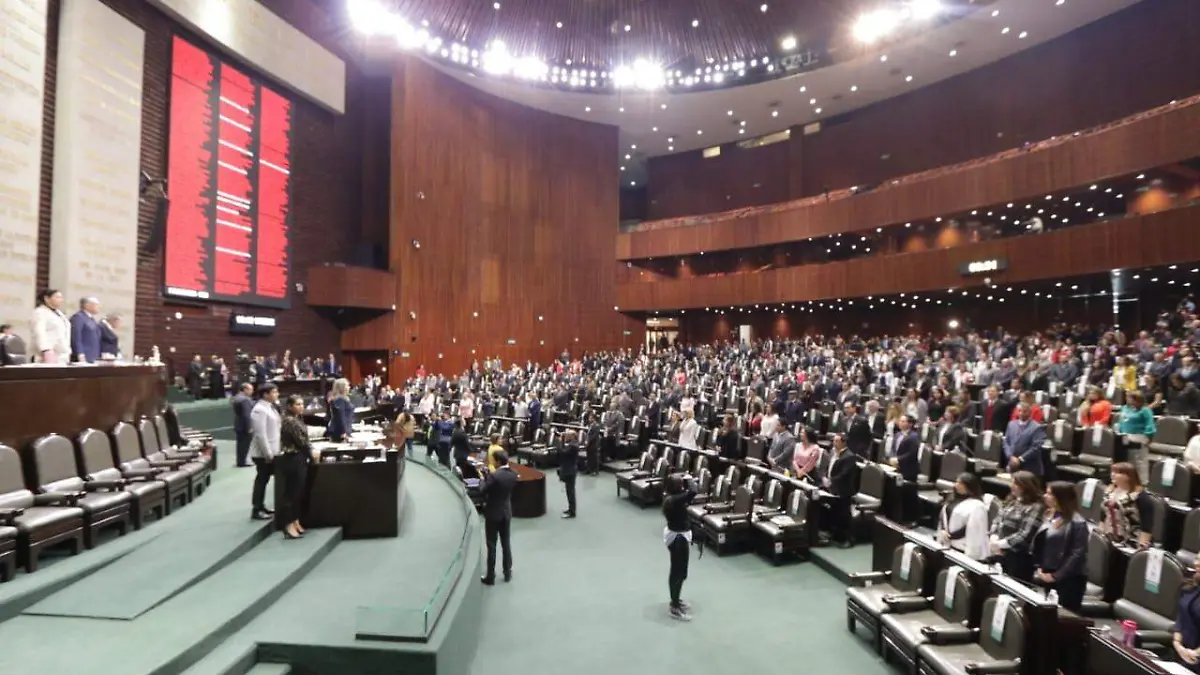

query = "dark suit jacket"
[[827, 452, 858, 498], [99, 321, 119, 356], [481, 466, 518, 521], [937, 422, 969, 454], [845, 415, 873, 458], [895, 431, 921, 482], [232, 393, 254, 434], [528, 399, 543, 428], [70, 311, 101, 363], [451, 428, 471, 462], [558, 442, 580, 476]]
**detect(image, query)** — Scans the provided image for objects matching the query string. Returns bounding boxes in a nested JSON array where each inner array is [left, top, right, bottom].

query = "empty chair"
[[1076, 478, 1106, 524], [1150, 457, 1193, 507], [615, 450, 655, 497], [914, 595, 1025, 675], [972, 431, 1003, 474], [879, 565, 979, 672], [1149, 417, 1190, 459], [753, 487, 810, 563], [688, 467, 737, 527], [0, 518, 14, 581], [628, 455, 672, 506], [1058, 426, 1117, 482], [515, 427, 546, 465], [112, 421, 189, 512], [29, 435, 133, 549], [1046, 418, 1076, 467], [76, 429, 166, 530], [1082, 530, 1119, 617], [0, 444, 84, 573], [846, 543, 931, 652], [1090, 549, 1187, 648], [1176, 508, 1200, 568], [919, 451, 968, 510], [700, 477, 761, 554], [138, 419, 208, 501]]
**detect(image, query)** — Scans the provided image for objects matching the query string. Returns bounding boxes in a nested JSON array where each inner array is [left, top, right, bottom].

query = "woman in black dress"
[[278, 395, 314, 540]]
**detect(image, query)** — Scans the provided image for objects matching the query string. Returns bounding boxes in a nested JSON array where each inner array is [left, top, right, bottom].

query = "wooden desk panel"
[[0, 365, 166, 450]]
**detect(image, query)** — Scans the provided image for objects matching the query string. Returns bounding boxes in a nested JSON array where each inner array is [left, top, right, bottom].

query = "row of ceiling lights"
[[615, 2, 1066, 168]]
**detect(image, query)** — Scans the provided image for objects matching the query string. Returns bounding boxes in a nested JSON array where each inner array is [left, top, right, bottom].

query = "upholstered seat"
[[137, 419, 206, 501], [1080, 531, 1117, 617], [880, 566, 977, 671], [846, 543, 930, 652], [687, 468, 736, 526], [1150, 457, 1193, 506], [0, 444, 85, 572], [1059, 427, 1117, 482], [150, 417, 211, 497], [153, 415, 214, 470], [701, 480, 758, 553], [77, 429, 166, 530], [111, 422, 189, 513], [1148, 417, 1189, 459], [915, 596, 1024, 675], [1176, 508, 1200, 568], [628, 456, 671, 505], [1089, 549, 1186, 647], [0, 523, 16, 581], [31, 435, 132, 549]]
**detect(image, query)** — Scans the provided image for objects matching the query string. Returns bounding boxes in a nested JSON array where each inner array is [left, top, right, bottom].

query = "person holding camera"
[[662, 473, 697, 621], [558, 430, 580, 518]]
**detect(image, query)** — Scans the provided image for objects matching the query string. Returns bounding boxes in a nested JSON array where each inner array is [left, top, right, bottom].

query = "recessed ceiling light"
[[880, 55, 888, 62], [905, 75, 913, 82], [652, 126, 658, 132], [727, 110, 734, 115], [584, 106, 590, 112], [1018, 31, 1028, 39], [1002, 26, 1010, 34], [740, 120, 746, 126], [799, 86, 806, 93], [809, 98, 817, 105], [781, 36, 796, 50], [624, 24, 631, 32], [991, 9, 1000, 16], [691, 19, 699, 27], [493, 2, 500, 8], [624, 154, 630, 159], [620, 166, 625, 171], [556, 21, 562, 28], [850, 85, 858, 92], [739, 129, 745, 134], [1056, 0, 1064, 5], [814, 108, 822, 114], [668, 146, 674, 151], [660, 103, 667, 109], [630, 181, 636, 186], [949, 50, 957, 57], [1137, 173, 1145, 179], [619, 107, 624, 112], [697, 130, 703, 135], [761, 3, 768, 12], [771, 110, 779, 117]]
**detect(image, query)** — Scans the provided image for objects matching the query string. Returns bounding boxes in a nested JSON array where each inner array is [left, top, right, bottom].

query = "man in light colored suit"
[[248, 383, 281, 519], [1003, 402, 1046, 477]]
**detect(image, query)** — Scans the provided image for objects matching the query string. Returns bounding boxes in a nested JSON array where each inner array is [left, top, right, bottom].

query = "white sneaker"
[[669, 605, 692, 622]]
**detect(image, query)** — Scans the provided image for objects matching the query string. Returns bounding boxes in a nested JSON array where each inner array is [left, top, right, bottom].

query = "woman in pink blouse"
[[792, 427, 823, 481]]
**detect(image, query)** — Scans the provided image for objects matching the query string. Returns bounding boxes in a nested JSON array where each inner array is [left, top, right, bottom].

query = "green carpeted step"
[[245, 664, 291, 675]]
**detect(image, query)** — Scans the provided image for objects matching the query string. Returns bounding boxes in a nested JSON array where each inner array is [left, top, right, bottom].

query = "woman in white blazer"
[[249, 384, 281, 519], [30, 289, 70, 363], [940, 472, 992, 561]]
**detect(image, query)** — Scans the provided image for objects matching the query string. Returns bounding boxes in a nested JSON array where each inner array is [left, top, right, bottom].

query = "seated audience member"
[[1098, 462, 1154, 549], [1035, 481, 1090, 611], [1078, 386, 1113, 427], [940, 473, 990, 561], [988, 471, 1044, 581], [791, 427, 822, 482], [326, 378, 355, 442], [1003, 402, 1046, 477], [823, 434, 857, 547], [767, 424, 796, 471], [1117, 390, 1157, 482], [1173, 565, 1200, 672], [888, 414, 921, 481]]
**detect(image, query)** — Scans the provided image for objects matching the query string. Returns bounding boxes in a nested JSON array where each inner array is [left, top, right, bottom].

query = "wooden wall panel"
[[646, 139, 792, 219], [305, 265, 396, 310], [617, 205, 1200, 311], [33, 0, 374, 379], [618, 98, 1200, 260], [388, 57, 643, 380], [645, 0, 1200, 221]]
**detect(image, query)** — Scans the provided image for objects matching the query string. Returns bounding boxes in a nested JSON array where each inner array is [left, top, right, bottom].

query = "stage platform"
[[0, 438, 483, 675]]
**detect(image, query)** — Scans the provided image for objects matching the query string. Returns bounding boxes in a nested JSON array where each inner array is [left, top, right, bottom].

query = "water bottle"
[[1046, 589, 1059, 605]]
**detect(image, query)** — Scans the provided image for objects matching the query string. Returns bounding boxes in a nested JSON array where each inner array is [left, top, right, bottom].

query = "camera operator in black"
[[662, 473, 697, 621]]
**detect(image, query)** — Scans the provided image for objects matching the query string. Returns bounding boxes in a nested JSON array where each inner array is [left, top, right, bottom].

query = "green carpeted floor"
[[467, 474, 891, 675]]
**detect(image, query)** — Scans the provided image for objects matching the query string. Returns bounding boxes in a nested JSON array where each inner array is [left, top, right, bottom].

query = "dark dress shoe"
[[480, 577, 495, 586], [261, 507, 275, 515], [251, 511, 272, 520], [503, 571, 512, 583], [561, 512, 576, 519]]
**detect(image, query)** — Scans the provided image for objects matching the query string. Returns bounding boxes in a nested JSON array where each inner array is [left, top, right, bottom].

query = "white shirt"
[[678, 418, 700, 450], [1184, 434, 1200, 470], [943, 497, 990, 561], [30, 304, 70, 362], [761, 413, 781, 439], [680, 396, 695, 414], [418, 394, 436, 415], [514, 400, 529, 419]]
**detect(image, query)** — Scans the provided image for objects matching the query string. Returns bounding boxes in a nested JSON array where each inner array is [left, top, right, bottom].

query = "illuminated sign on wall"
[[229, 313, 277, 335], [959, 258, 1008, 276]]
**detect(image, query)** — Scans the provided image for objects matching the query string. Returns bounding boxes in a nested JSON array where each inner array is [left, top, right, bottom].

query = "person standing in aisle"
[[662, 473, 697, 621], [231, 382, 255, 467], [277, 395, 314, 539], [248, 383, 281, 520], [432, 412, 454, 468], [480, 451, 518, 585], [558, 430, 580, 518]]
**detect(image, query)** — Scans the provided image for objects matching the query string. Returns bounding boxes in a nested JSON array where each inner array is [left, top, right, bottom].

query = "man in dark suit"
[[1003, 402, 1047, 477], [980, 385, 1011, 434], [935, 405, 970, 455], [645, 393, 661, 440], [480, 451, 518, 585], [98, 314, 120, 358], [557, 430, 580, 518], [844, 403, 873, 459], [69, 297, 102, 363], [231, 382, 255, 467], [822, 434, 859, 547], [188, 354, 204, 399], [889, 414, 921, 482], [784, 391, 804, 428]]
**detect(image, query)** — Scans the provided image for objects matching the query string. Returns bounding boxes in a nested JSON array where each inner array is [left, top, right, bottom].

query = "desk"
[[285, 444, 404, 538], [274, 377, 330, 399], [1087, 630, 1189, 675], [0, 364, 166, 450], [508, 463, 546, 518]]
